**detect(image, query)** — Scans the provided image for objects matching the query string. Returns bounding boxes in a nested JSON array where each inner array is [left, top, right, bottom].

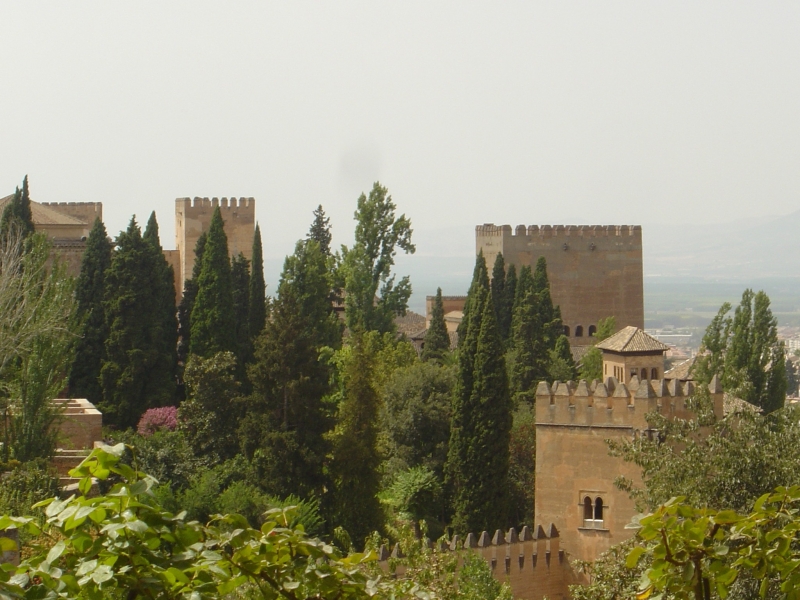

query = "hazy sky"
[[3, 2, 799, 268]]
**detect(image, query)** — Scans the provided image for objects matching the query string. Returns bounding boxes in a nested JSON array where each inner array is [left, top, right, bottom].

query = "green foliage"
[[0, 176, 34, 242], [629, 487, 800, 600], [502, 264, 517, 348], [307, 204, 332, 256], [456, 552, 513, 600], [380, 361, 454, 481], [191, 207, 235, 357], [381, 466, 443, 538], [177, 231, 207, 368], [327, 332, 386, 548], [100, 218, 175, 429], [508, 403, 536, 528], [569, 538, 648, 600], [579, 316, 616, 382], [340, 182, 415, 334], [231, 252, 251, 375], [69, 217, 112, 405], [694, 289, 787, 413], [264, 494, 325, 537], [179, 351, 243, 462], [244, 239, 341, 499], [491, 253, 511, 343], [448, 293, 513, 534], [0, 444, 422, 599], [248, 223, 267, 341], [548, 334, 577, 382], [1, 234, 77, 461], [422, 287, 450, 362], [609, 390, 800, 514], [0, 459, 59, 518]]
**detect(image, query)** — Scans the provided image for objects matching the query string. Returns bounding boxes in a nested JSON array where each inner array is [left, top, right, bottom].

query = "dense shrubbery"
[[137, 406, 178, 436]]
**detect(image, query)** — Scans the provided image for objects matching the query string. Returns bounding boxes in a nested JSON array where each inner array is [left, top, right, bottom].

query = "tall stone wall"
[[40, 202, 102, 228], [535, 376, 723, 563], [379, 525, 582, 600], [476, 224, 644, 345], [174, 197, 255, 294]]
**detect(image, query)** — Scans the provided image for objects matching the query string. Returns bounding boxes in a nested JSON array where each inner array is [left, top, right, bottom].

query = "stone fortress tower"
[[476, 224, 644, 346], [174, 197, 256, 294]]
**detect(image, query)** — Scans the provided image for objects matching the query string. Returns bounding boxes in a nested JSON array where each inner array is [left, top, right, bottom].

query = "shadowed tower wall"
[[175, 197, 255, 294], [476, 224, 644, 345]]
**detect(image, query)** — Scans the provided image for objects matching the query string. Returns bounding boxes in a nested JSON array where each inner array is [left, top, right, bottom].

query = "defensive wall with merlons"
[[174, 197, 255, 294], [476, 224, 644, 345], [535, 375, 724, 564], [378, 524, 582, 600]]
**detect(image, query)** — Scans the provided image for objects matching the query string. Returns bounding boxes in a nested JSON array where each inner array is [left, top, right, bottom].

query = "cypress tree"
[[532, 257, 563, 346], [249, 223, 267, 340], [422, 287, 449, 362], [500, 262, 516, 345], [455, 252, 490, 401], [491, 253, 508, 339], [448, 293, 512, 534], [548, 334, 578, 382], [100, 217, 173, 429], [177, 232, 207, 365], [231, 252, 251, 370], [142, 212, 178, 407], [1, 176, 35, 241], [307, 205, 332, 256], [69, 218, 112, 404], [190, 207, 235, 358]]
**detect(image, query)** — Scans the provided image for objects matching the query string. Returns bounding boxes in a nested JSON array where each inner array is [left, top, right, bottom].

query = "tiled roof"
[[394, 310, 427, 336], [595, 326, 670, 353], [571, 345, 592, 363], [0, 195, 86, 226], [664, 356, 697, 381]]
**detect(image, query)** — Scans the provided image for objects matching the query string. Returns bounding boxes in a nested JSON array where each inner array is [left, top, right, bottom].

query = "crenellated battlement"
[[40, 202, 102, 210], [476, 223, 642, 239], [378, 524, 579, 599], [535, 375, 722, 430], [177, 196, 255, 211]]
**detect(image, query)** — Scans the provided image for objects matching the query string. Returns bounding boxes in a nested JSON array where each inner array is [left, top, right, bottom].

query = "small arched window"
[[641, 367, 648, 380], [651, 368, 658, 380], [564, 325, 570, 337], [594, 497, 604, 521], [575, 325, 584, 337], [588, 325, 597, 337], [583, 496, 593, 520]]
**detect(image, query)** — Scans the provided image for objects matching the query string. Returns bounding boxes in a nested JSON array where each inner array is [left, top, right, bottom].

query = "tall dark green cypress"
[[177, 232, 207, 365], [190, 207, 235, 358], [231, 252, 251, 370], [422, 287, 449, 362], [69, 218, 112, 404], [307, 205, 332, 256], [249, 223, 267, 341], [491, 253, 509, 341], [448, 292, 512, 534], [143, 212, 178, 406], [1, 176, 35, 241], [101, 217, 173, 429], [532, 257, 563, 346]]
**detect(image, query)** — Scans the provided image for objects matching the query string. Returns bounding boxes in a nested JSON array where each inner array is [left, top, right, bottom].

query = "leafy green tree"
[[100, 218, 173, 429], [422, 287, 449, 362], [0, 175, 34, 241], [243, 239, 341, 499], [340, 182, 415, 334], [190, 207, 235, 358], [491, 253, 510, 341], [508, 403, 536, 529], [142, 212, 178, 405], [248, 223, 267, 340], [327, 332, 386, 548], [2, 235, 77, 461], [177, 232, 206, 367], [787, 358, 798, 396], [69, 217, 112, 405], [548, 334, 577, 382], [231, 252, 251, 371], [694, 289, 786, 412], [579, 316, 616, 381], [380, 361, 454, 480], [308, 204, 332, 256], [448, 293, 513, 534]]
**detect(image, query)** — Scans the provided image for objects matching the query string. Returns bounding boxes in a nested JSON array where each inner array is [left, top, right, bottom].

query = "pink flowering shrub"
[[137, 406, 179, 436]]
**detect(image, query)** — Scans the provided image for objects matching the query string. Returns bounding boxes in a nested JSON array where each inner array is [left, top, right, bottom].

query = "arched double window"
[[582, 496, 605, 528]]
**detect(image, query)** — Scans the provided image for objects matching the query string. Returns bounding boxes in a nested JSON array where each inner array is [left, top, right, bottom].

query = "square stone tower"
[[174, 197, 255, 293]]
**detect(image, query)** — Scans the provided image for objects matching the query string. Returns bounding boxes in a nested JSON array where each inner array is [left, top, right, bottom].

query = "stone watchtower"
[[476, 224, 644, 346], [534, 327, 724, 564], [174, 197, 255, 294]]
